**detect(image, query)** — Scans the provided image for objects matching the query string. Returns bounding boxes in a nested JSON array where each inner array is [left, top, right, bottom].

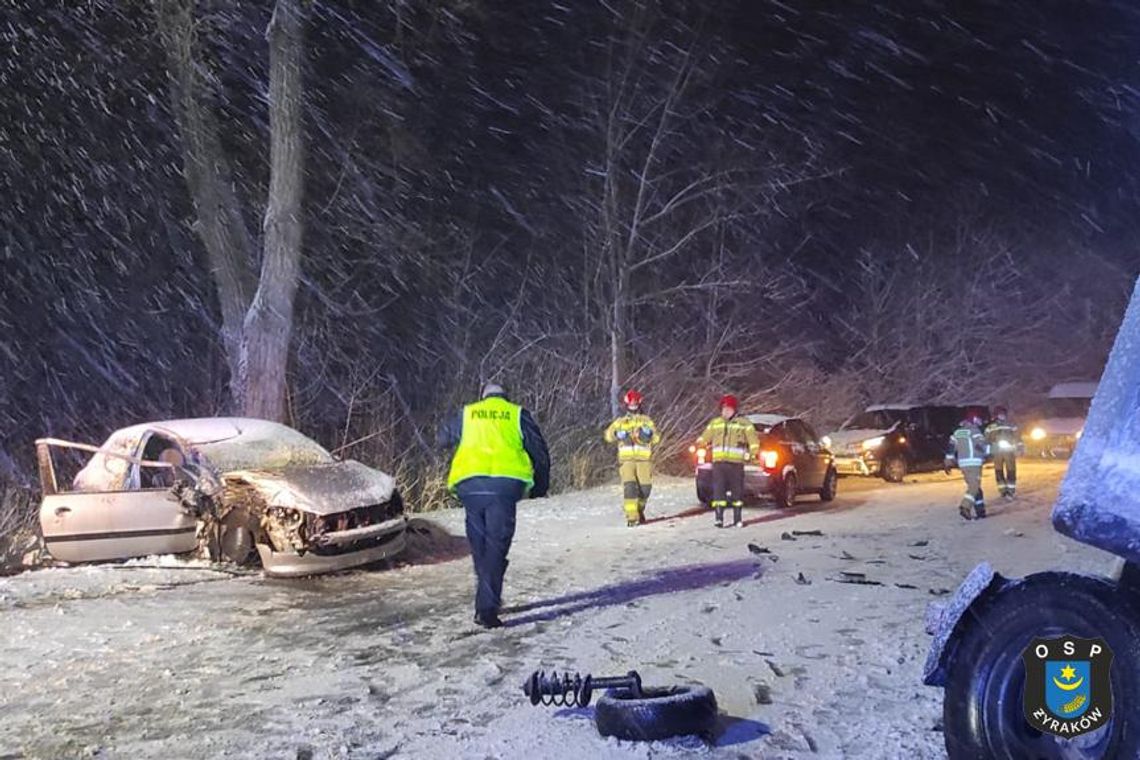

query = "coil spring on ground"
[[524, 670, 594, 708]]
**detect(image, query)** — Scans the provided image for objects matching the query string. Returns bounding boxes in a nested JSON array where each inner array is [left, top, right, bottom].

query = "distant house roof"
[[1049, 382, 1099, 399]]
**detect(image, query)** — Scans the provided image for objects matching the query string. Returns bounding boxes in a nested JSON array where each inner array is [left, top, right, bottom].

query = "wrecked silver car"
[[35, 418, 407, 577]]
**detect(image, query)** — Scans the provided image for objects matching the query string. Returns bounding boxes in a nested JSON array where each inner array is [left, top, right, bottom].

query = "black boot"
[[714, 506, 724, 527], [733, 506, 743, 527]]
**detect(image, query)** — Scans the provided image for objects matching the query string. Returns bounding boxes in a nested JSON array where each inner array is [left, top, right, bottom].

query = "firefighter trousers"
[[960, 466, 985, 518], [711, 461, 745, 525], [993, 452, 1017, 495], [619, 460, 653, 523]]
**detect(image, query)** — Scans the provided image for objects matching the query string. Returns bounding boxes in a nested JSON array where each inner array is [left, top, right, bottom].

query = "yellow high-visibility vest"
[[447, 396, 535, 490]]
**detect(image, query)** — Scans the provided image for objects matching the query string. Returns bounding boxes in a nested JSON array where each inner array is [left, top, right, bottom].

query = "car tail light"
[[761, 450, 779, 469], [690, 444, 708, 465]]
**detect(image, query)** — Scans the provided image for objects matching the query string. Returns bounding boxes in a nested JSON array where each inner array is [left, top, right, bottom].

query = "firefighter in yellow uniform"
[[604, 389, 657, 527], [697, 394, 759, 527]]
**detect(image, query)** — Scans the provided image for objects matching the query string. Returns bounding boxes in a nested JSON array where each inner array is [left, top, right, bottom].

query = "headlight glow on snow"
[[1030, 427, 1047, 441], [862, 436, 885, 450]]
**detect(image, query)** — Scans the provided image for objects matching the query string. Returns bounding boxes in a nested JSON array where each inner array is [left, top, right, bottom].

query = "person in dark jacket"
[[440, 382, 550, 629]]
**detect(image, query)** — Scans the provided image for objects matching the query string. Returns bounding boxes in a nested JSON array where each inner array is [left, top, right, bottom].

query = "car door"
[[787, 420, 823, 489], [40, 432, 198, 563], [798, 420, 830, 488]]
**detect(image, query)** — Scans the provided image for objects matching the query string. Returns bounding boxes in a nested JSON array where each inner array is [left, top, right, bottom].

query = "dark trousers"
[[711, 461, 745, 523], [993, 452, 1017, 492], [457, 477, 525, 617]]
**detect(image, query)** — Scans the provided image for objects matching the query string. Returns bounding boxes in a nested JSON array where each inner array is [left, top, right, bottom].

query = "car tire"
[[220, 509, 259, 565], [943, 573, 1140, 760], [595, 685, 718, 741], [819, 468, 838, 502], [882, 455, 907, 483], [775, 472, 797, 509]]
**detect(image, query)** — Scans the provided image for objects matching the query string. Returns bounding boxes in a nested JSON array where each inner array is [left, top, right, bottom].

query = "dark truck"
[[824, 404, 972, 483], [923, 277, 1140, 758]]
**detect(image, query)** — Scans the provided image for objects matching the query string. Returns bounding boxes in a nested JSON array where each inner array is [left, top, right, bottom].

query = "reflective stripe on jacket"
[[447, 396, 535, 490], [985, 421, 1020, 450], [604, 413, 657, 461], [698, 416, 759, 463], [948, 424, 988, 468]]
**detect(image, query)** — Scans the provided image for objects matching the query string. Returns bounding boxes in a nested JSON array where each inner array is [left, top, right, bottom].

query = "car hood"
[[1032, 417, 1086, 436], [227, 460, 397, 516], [827, 427, 895, 449]]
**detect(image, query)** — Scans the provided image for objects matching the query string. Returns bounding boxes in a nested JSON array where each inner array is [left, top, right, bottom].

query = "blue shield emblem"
[[1044, 660, 1091, 718]]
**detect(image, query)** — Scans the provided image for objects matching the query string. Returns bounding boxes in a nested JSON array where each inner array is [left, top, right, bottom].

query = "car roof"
[[1048, 382, 1098, 399], [746, 413, 793, 427], [114, 417, 297, 446], [865, 404, 915, 411]]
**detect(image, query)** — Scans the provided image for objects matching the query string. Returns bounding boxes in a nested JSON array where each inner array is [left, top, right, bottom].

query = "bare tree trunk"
[[240, 0, 306, 421], [155, 0, 255, 406]]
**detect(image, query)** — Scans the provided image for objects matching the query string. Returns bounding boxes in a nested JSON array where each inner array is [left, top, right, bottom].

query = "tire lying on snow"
[[595, 685, 718, 741]]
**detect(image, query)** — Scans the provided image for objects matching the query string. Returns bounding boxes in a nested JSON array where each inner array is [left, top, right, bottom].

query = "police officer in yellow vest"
[[697, 394, 759, 527], [442, 382, 550, 628], [603, 389, 657, 527]]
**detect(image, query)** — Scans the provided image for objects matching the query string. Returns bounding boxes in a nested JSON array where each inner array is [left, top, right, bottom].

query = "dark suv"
[[824, 404, 983, 482], [693, 414, 838, 508]]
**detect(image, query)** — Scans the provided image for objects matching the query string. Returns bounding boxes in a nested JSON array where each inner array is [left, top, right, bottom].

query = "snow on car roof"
[[746, 413, 791, 426], [865, 404, 916, 411], [1048, 382, 1099, 399], [115, 417, 289, 445]]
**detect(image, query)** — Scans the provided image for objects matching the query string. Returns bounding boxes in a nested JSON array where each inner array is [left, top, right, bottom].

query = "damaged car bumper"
[[833, 454, 879, 476], [256, 515, 408, 578]]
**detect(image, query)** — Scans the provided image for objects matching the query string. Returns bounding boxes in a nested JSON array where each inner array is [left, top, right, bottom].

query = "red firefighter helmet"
[[719, 394, 739, 411], [623, 389, 643, 408]]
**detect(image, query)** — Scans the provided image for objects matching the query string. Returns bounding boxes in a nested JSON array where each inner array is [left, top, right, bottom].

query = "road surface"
[[0, 461, 1115, 759]]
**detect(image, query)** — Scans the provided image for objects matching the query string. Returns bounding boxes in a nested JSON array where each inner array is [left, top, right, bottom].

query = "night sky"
[[1, 0, 1138, 475]]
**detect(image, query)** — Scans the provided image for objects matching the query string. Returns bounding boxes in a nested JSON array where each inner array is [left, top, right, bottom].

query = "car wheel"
[[595, 685, 718, 741], [775, 472, 797, 509], [819, 468, 838, 502], [943, 574, 1140, 760], [882, 455, 907, 483], [220, 509, 259, 565]]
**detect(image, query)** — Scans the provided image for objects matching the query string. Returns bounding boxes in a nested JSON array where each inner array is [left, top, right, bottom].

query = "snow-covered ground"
[[0, 461, 1117, 760]]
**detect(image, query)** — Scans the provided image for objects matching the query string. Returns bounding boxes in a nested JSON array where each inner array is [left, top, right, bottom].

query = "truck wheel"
[[595, 685, 717, 741], [943, 573, 1140, 760], [882, 455, 907, 483], [819, 468, 838, 502]]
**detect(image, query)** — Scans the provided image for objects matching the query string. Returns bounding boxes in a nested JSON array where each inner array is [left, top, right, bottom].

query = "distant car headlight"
[[821, 435, 832, 449], [997, 440, 1014, 451], [861, 436, 885, 451], [1030, 427, 1047, 441]]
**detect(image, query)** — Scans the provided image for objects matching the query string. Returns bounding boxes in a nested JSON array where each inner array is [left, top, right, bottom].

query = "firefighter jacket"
[[604, 413, 658, 462], [985, 419, 1021, 455], [698, 416, 760, 464], [947, 423, 988, 468]]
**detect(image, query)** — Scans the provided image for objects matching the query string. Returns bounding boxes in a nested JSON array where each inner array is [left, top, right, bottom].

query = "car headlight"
[[998, 440, 1014, 451], [861, 436, 884, 451], [821, 435, 832, 449], [1030, 427, 1047, 441]]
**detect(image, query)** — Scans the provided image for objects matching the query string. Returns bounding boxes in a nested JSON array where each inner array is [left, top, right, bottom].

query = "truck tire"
[[943, 573, 1140, 760], [595, 685, 717, 741], [882, 455, 907, 483]]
